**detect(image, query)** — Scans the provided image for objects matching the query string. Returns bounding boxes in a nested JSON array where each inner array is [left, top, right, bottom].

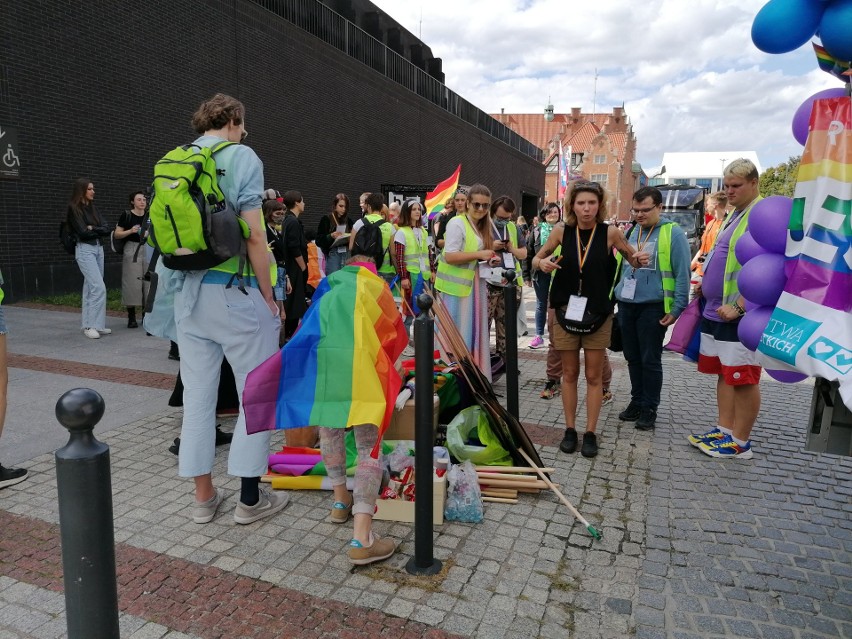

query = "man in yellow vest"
[[614, 187, 692, 431], [689, 159, 763, 459]]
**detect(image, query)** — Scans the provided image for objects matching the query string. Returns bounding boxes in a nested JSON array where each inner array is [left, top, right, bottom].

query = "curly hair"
[[191, 94, 245, 134]]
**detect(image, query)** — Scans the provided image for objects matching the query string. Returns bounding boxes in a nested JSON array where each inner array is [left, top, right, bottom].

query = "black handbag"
[[109, 230, 126, 254], [555, 305, 609, 335], [609, 311, 623, 352]]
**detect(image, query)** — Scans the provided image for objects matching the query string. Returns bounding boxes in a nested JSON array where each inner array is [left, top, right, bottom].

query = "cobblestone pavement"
[[0, 306, 849, 637]]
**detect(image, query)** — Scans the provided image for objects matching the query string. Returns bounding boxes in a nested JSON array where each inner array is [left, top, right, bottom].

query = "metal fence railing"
[[250, 0, 543, 162]]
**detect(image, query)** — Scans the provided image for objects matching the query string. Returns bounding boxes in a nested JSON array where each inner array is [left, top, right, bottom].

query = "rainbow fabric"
[[424, 164, 462, 214], [243, 264, 408, 456], [814, 43, 851, 82]]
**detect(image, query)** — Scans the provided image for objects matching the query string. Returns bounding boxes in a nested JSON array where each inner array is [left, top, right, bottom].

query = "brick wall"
[[0, 0, 543, 302]]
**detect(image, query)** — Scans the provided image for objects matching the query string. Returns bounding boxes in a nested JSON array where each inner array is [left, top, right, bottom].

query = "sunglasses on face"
[[470, 202, 490, 210]]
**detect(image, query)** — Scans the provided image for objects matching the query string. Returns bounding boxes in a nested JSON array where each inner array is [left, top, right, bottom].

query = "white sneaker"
[[234, 487, 290, 524], [97, 328, 112, 335], [83, 328, 100, 339]]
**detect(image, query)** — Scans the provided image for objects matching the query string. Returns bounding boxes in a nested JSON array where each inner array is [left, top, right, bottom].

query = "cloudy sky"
[[372, 0, 842, 172]]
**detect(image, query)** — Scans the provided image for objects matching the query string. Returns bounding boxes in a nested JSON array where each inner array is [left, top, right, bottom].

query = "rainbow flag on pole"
[[243, 265, 408, 456], [424, 164, 462, 214], [814, 43, 851, 82]]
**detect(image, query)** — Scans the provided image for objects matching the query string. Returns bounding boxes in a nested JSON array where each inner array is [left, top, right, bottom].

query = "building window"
[[673, 178, 691, 186], [546, 155, 559, 173], [648, 177, 665, 186], [591, 173, 608, 188], [695, 178, 713, 189], [593, 154, 606, 164], [544, 189, 549, 197], [571, 153, 583, 167]]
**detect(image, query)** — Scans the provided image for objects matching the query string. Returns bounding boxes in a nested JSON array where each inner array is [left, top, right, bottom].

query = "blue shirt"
[[614, 220, 691, 318], [192, 135, 263, 213]]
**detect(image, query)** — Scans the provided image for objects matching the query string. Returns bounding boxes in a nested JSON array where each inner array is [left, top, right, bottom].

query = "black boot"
[[127, 306, 138, 329], [168, 341, 180, 361]]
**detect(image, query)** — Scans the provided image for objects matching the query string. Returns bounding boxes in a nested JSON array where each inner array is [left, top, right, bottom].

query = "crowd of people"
[[12, 94, 766, 567]]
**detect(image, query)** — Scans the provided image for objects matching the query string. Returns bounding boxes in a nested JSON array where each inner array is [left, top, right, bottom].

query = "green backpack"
[[148, 141, 248, 282]]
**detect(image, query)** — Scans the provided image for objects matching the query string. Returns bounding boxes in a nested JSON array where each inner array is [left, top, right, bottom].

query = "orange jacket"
[[307, 242, 322, 288]]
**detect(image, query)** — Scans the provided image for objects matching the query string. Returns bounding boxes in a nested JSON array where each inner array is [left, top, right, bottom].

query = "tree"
[[759, 156, 800, 198]]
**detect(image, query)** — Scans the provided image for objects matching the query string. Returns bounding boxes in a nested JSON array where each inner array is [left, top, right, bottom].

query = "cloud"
[[373, 0, 835, 170]]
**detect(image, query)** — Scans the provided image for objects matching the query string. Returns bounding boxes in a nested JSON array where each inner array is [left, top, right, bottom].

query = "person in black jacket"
[[316, 193, 357, 275], [281, 190, 309, 339], [263, 199, 289, 325], [66, 178, 111, 339]]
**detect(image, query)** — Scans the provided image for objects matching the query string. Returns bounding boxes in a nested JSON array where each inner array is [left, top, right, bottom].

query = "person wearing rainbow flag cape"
[[243, 245, 408, 565]]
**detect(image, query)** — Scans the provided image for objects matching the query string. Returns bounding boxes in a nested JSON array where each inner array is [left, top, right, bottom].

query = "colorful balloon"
[[748, 196, 793, 254], [791, 88, 848, 145], [766, 369, 809, 383], [738, 253, 788, 307], [751, 0, 826, 54], [734, 231, 766, 265], [737, 305, 774, 352], [819, 0, 852, 62]]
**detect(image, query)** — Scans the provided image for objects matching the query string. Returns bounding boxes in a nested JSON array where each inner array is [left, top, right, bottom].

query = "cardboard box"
[[374, 471, 446, 525], [384, 394, 439, 441]]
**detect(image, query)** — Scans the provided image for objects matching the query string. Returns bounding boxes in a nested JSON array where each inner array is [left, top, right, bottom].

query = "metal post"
[[503, 270, 520, 419], [406, 293, 442, 576], [54, 388, 119, 639]]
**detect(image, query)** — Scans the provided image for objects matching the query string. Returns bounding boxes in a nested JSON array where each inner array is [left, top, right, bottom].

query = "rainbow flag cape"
[[243, 264, 408, 456], [424, 164, 462, 214], [814, 43, 851, 82]]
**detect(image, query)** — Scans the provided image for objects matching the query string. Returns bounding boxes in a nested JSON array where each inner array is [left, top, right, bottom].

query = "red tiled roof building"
[[492, 106, 642, 221]]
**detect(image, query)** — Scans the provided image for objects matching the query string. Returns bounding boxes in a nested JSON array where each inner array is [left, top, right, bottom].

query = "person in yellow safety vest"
[[435, 183, 502, 381], [349, 192, 396, 287], [688, 158, 764, 459], [613, 186, 692, 431], [393, 199, 434, 338], [485, 195, 527, 360]]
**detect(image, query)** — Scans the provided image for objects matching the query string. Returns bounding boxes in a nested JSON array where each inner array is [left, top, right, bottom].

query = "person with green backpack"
[[151, 93, 288, 525]]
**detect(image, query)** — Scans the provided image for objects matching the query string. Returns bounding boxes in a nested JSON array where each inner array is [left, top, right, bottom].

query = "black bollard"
[[55, 388, 120, 639], [405, 293, 442, 576], [503, 269, 520, 419]]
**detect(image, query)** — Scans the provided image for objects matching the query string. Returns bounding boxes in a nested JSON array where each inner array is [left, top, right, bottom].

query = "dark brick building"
[[0, 0, 543, 302]]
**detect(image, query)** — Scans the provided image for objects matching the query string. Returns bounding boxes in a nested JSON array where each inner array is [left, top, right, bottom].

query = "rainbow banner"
[[244, 264, 409, 456], [424, 164, 462, 214], [757, 96, 852, 407]]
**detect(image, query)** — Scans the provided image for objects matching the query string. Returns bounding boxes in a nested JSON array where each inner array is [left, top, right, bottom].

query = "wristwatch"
[[732, 301, 746, 316]]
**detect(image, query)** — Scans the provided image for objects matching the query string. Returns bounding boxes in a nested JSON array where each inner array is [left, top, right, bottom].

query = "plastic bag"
[[444, 460, 483, 522], [445, 405, 512, 466], [386, 441, 415, 474]]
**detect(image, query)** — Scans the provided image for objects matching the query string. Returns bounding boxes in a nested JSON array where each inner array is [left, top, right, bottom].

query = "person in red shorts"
[[688, 159, 763, 459]]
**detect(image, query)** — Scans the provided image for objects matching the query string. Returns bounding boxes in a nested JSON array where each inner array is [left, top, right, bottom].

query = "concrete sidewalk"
[[0, 304, 850, 638]]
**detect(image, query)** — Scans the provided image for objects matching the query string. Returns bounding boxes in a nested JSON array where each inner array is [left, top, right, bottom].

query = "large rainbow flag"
[[243, 264, 409, 456], [424, 164, 462, 214], [756, 95, 852, 407]]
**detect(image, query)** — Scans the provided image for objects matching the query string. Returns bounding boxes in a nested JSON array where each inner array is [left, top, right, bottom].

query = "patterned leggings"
[[319, 425, 382, 516]]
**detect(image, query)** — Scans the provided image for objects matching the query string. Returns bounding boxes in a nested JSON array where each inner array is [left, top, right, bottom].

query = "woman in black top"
[[316, 193, 356, 275], [533, 181, 645, 457], [263, 198, 289, 327], [66, 178, 111, 339], [114, 191, 149, 328], [281, 190, 309, 339]]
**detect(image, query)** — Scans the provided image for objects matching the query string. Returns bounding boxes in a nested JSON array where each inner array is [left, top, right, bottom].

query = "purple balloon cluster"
[[752, 0, 852, 61], [735, 198, 808, 383]]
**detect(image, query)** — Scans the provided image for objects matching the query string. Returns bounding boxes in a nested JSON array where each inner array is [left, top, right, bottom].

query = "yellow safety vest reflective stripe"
[[399, 226, 429, 274]]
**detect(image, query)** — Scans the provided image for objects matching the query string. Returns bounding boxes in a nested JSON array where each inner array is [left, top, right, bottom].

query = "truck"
[[656, 185, 708, 257]]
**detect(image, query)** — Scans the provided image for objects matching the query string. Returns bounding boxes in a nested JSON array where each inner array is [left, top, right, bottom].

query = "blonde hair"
[[723, 158, 758, 181], [464, 183, 493, 251]]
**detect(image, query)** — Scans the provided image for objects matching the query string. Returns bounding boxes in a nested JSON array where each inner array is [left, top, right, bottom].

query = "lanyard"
[[635, 224, 656, 252], [575, 224, 598, 295]]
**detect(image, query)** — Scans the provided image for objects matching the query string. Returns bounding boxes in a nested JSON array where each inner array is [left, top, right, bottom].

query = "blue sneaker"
[[698, 434, 753, 459], [687, 428, 725, 448]]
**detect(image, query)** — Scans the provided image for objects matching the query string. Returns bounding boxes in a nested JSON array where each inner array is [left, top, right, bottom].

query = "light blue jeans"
[[325, 248, 349, 275], [75, 242, 106, 330], [175, 279, 280, 478]]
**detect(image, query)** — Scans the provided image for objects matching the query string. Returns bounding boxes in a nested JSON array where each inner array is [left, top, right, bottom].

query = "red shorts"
[[697, 318, 761, 386]]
